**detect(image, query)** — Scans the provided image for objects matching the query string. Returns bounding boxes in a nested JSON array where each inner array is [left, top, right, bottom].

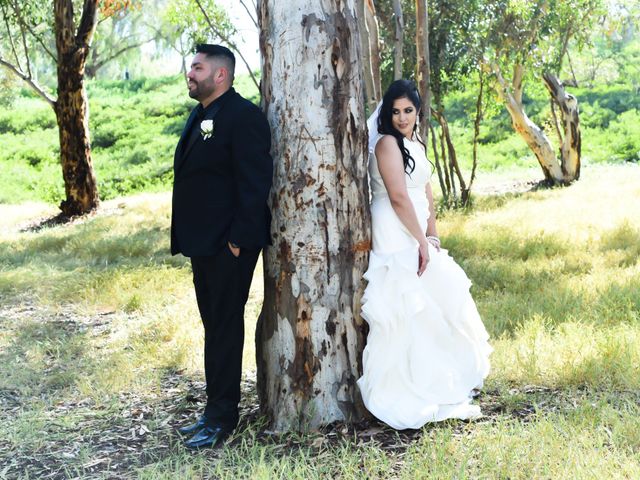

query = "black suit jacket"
[[171, 88, 273, 256]]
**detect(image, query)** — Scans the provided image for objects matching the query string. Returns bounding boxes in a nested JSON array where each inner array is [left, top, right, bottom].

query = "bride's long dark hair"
[[377, 79, 427, 175]]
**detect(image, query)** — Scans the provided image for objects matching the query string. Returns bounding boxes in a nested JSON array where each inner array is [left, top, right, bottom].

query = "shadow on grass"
[[0, 306, 203, 478], [0, 311, 92, 403], [2, 309, 638, 479], [445, 225, 569, 261], [1, 223, 176, 269], [440, 180, 553, 216], [19, 212, 76, 232], [0, 212, 190, 307]]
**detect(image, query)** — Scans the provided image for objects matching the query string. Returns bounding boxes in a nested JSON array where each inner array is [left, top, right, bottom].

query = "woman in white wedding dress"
[[357, 80, 492, 430]]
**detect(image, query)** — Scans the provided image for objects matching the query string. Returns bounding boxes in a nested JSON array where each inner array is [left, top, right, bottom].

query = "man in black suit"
[[171, 44, 273, 449]]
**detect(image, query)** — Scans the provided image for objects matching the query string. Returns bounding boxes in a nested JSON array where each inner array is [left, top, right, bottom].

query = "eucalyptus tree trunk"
[[364, 0, 382, 103], [391, 0, 403, 80], [356, 0, 378, 113], [491, 63, 564, 183], [414, 0, 431, 143], [54, 0, 99, 215], [257, 0, 370, 431], [466, 69, 485, 205], [543, 72, 581, 181]]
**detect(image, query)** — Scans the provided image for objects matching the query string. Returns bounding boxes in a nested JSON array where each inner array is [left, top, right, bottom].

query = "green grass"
[[1, 164, 639, 478]]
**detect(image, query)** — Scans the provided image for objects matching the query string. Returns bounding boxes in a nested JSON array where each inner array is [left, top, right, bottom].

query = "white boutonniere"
[[200, 119, 214, 140]]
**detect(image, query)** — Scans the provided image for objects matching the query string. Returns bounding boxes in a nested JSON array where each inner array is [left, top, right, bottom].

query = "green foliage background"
[[0, 73, 260, 204], [445, 82, 640, 171], [0, 71, 636, 204]]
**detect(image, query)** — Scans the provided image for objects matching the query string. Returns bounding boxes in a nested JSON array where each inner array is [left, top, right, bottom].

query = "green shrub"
[[0, 71, 634, 203], [127, 148, 151, 165], [0, 102, 56, 134], [162, 117, 186, 136], [581, 102, 617, 129], [91, 125, 121, 149], [574, 85, 640, 115], [22, 148, 56, 167], [609, 110, 640, 162]]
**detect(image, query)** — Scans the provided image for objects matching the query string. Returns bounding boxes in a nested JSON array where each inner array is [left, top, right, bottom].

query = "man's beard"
[[188, 79, 215, 101]]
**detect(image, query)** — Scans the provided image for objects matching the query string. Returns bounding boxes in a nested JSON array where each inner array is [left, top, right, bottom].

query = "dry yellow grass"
[[1, 164, 639, 478]]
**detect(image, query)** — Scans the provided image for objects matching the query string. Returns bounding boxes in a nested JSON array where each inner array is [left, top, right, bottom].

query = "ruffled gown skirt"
[[357, 192, 491, 430]]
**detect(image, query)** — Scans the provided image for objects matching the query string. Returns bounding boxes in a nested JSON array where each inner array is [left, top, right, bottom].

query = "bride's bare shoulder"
[[375, 135, 401, 157]]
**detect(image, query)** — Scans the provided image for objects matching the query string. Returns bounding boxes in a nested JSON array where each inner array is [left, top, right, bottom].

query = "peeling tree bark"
[[257, 0, 370, 431], [54, 0, 99, 216], [543, 72, 581, 181]]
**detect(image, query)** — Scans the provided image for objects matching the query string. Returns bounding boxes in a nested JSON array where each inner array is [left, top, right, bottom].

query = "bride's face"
[[391, 97, 418, 139]]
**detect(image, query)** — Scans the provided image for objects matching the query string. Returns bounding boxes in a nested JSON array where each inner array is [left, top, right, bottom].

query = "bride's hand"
[[418, 241, 430, 276]]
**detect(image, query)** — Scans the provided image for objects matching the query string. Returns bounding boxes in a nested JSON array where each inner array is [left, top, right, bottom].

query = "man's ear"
[[214, 67, 228, 85]]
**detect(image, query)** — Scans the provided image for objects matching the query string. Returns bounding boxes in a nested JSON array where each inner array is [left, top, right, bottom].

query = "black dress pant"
[[191, 245, 260, 430]]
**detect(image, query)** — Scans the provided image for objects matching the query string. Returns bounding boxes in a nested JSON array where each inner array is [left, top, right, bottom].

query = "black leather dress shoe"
[[184, 426, 230, 449], [178, 416, 208, 435]]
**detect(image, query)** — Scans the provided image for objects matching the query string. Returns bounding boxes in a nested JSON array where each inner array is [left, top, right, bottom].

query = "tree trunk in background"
[[257, 0, 370, 431], [391, 0, 403, 80], [490, 62, 564, 183], [54, 0, 99, 216], [465, 69, 485, 206], [429, 122, 447, 198], [365, 0, 382, 103], [415, 0, 431, 144], [356, 0, 378, 113], [433, 109, 465, 205], [543, 72, 581, 181]]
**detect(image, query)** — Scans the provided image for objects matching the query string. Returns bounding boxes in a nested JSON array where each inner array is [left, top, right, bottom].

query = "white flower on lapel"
[[200, 119, 214, 140]]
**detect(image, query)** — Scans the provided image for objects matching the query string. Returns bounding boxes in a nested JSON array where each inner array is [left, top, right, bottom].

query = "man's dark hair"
[[195, 44, 236, 80]]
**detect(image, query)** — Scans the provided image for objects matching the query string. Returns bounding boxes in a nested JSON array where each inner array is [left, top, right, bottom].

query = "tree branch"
[[513, 63, 524, 105], [558, 24, 572, 72], [194, 0, 260, 91], [0, 57, 56, 107], [1, 2, 23, 71], [76, 0, 99, 47], [89, 38, 153, 74], [488, 61, 511, 104], [565, 49, 578, 87], [12, 0, 32, 77], [549, 97, 563, 145], [9, 0, 57, 62], [239, 0, 258, 29]]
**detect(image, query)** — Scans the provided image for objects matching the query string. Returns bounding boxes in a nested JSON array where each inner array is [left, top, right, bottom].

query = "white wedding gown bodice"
[[357, 135, 492, 430]]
